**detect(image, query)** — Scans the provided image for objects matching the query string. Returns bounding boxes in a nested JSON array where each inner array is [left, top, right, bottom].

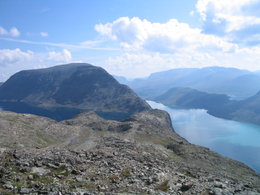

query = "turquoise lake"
[[147, 101, 260, 173], [1, 101, 260, 173]]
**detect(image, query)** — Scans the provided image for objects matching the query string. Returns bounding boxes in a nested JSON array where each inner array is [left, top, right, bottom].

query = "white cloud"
[[0, 48, 33, 65], [195, 0, 260, 44], [0, 26, 20, 37], [95, 17, 236, 53], [94, 16, 260, 78], [9, 27, 20, 37], [40, 32, 48, 37], [47, 49, 72, 62], [0, 48, 72, 81], [103, 47, 260, 78], [0, 27, 8, 35], [0, 37, 118, 51]]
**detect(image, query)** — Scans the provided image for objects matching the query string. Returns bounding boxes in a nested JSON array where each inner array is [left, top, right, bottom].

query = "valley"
[[116, 67, 260, 125], [0, 63, 259, 194]]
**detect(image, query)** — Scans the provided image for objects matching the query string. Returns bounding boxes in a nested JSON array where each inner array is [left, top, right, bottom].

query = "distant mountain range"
[[0, 63, 150, 120], [153, 87, 260, 125], [0, 82, 3, 87], [116, 66, 260, 100]]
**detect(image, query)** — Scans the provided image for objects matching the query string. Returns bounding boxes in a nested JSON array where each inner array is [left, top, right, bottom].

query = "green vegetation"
[[155, 180, 170, 191], [121, 168, 131, 177], [52, 165, 70, 177]]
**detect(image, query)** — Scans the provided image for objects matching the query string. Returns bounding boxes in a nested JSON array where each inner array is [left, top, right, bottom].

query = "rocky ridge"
[[0, 110, 259, 194]]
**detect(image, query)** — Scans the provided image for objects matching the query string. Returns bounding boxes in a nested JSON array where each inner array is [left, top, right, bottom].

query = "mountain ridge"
[[117, 66, 260, 100]]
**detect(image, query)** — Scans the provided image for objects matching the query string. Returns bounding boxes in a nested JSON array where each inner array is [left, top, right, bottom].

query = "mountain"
[[0, 82, 3, 87], [0, 110, 259, 194], [0, 63, 151, 119], [122, 66, 260, 100], [154, 87, 234, 118], [153, 87, 260, 125], [113, 75, 131, 84], [230, 91, 260, 124]]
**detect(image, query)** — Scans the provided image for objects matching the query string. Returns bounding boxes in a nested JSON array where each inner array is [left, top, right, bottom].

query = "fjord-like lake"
[[148, 101, 260, 173]]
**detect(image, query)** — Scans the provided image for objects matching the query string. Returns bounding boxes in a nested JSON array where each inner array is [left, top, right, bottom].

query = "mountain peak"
[[0, 63, 151, 119]]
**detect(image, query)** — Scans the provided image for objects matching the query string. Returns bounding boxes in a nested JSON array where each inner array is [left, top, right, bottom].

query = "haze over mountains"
[[118, 66, 260, 100], [116, 66, 260, 125]]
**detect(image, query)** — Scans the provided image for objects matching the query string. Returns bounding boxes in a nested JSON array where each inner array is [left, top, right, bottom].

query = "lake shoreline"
[[147, 100, 260, 173]]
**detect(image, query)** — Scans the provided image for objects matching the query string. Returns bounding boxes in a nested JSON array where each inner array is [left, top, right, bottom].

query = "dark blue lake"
[[0, 101, 130, 121], [148, 101, 260, 173]]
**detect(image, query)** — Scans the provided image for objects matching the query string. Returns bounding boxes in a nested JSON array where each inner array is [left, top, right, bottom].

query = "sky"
[[1, 0, 260, 80]]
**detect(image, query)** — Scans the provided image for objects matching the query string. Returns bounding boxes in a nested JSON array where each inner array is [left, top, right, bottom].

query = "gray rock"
[[31, 167, 50, 176], [19, 187, 31, 194], [2, 183, 13, 190]]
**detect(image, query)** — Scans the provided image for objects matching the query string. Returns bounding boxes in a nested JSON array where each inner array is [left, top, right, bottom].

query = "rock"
[[213, 188, 223, 195], [71, 169, 80, 175], [31, 167, 50, 176], [47, 163, 59, 169], [214, 181, 225, 189], [180, 182, 193, 191], [38, 190, 49, 194], [3, 183, 13, 190], [28, 175, 34, 180], [19, 187, 31, 194], [48, 192, 60, 195]]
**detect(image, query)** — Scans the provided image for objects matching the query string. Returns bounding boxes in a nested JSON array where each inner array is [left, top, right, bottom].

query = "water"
[[0, 101, 130, 121], [0, 101, 83, 121], [148, 100, 260, 173]]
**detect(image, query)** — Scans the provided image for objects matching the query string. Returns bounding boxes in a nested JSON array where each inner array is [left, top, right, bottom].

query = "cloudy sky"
[[1, 0, 260, 80]]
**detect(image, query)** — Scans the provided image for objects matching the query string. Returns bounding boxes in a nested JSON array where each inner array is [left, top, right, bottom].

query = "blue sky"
[[1, 0, 260, 80]]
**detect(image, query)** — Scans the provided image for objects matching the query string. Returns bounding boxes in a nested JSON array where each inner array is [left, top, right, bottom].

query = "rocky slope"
[[0, 63, 150, 116], [0, 110, 259, 194]]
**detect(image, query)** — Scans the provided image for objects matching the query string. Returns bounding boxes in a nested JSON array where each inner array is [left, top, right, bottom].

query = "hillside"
[[0, 110, 259, 194], [153, 87, 260, 125], [0, 63, 150, 120], [230, 91, 260, 124], [119, 66, 260, 100], [154, 87, 234, 118]]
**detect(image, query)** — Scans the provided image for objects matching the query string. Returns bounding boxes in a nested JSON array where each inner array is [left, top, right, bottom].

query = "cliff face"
[[0, 110, 259, 194], [0, 63, 150, 114]]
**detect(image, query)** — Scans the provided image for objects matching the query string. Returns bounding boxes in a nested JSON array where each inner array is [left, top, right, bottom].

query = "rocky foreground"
[[0, 110, 259, 195]]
